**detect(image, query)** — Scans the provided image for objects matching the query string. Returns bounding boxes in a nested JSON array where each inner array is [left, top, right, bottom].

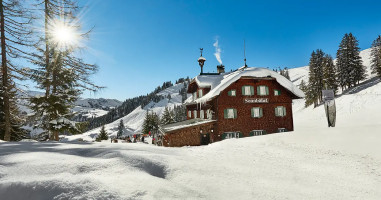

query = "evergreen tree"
[[142, 111, 150, 134], [30, 0, 102, 141], [305, 50, 325, 107], [322, 55, 338, 94], [299, 80, 307, 92], [0, 0, 32, 141], [96, 125, 108, 141], [173, 105, 187, 122], [336, 33, 366, 90], [142, 111, 160, 134], [161, 107, 174, 125], [370, 35, 381, 77], [117, 119, 124, 138]]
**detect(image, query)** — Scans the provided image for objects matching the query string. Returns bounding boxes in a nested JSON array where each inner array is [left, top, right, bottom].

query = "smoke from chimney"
[[213, 39, 222, 65]]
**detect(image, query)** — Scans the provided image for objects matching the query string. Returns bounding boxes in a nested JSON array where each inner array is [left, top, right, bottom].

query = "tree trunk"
[[44, 0, 51, 98], [53, 130, 59, 141], [0, 0, 11, 141]]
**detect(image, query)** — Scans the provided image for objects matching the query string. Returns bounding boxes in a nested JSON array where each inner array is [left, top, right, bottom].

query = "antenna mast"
[[244, 40, 247, 68]]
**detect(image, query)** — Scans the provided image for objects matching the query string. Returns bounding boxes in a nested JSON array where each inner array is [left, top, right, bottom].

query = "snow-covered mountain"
[[65, 48, 377, 142], [64, 82, 190, 141], [18, 90, 122, 119]]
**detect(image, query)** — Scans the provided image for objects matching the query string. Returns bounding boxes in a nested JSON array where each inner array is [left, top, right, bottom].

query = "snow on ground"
[[1, 77, 381, 199]]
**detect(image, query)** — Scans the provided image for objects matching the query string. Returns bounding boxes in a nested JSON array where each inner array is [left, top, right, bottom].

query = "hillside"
[[1, 76, 380, 199], [63, 82, 190, 141]]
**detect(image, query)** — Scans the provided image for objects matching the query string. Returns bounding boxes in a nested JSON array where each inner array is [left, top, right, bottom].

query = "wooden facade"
[[161, 70, 302, 147]]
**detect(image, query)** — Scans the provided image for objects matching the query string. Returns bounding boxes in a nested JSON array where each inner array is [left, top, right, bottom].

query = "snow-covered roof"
[[161, 119, 216, 133], [186, 67, 305, 104]]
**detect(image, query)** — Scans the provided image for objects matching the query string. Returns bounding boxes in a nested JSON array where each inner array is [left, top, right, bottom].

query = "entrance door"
[[200, 133, 210, 145]]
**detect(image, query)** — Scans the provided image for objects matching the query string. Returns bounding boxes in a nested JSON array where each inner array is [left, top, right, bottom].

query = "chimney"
[[217, 64, 225, 74]]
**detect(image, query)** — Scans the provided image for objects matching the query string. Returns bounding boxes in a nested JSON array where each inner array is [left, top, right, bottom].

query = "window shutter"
[[228, 90, 231, 96], [265, 86, 269, 95], [250, 86, 254, 95], [224, 109, 227, 118], [259, 107, 263, 117], [257, 86, 260, 95], [251, 108, 254, 118], [233, 109, 237, 119], [275, 107, 278, 116], [242, 86, 245, 95], [283, 106, 286, 116]]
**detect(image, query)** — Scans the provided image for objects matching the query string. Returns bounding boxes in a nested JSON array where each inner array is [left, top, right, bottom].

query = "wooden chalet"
[[159, 54, 304, 147]]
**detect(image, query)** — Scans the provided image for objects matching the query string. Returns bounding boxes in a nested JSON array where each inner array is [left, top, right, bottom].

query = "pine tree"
[[161, 107, 174, 125], [322, 55, 338, 94], [30, 0, 102, 141], [96, 125, 108, 141], [299, 80, 307, 92], [117, 119, 124, 139], [0, 0, 33, 141], [370, 35, 381, 77], [336, 33, 366, 90], [173, 105, 186, 122], [142, 111, 160, 134], [305, 50, 325, 107], [142, 111, 150, 134]]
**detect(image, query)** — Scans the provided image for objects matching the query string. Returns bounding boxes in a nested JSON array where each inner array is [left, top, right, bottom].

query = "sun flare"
[[50, 19, 80, 49]]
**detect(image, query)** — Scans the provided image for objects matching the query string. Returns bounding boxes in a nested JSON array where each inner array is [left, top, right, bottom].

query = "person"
[[142, 136, 145, 143]]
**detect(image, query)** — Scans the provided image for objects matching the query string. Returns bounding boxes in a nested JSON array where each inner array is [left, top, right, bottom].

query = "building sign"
[[244, 98, 269, 103]]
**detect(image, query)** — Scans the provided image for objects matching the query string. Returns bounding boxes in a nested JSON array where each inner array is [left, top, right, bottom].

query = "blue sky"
[[75, 0, 381, 100]]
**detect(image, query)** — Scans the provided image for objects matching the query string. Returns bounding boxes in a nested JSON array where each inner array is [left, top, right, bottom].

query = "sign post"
[[322, 90, 336, 127]]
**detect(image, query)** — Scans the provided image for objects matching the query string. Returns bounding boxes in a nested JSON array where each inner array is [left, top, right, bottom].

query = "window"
[[193, 92, 197, 100], [274, 89, 281, 96], [206, 109, 212, 119], [242, 85, 254, 96], [251, 107, 263, 118], [200, 110, 204, 119], [193, 110, 197, 118], [228, 90, 236, 96], [250, 130, 266, 136], [188, 111, 192, 118], [223, 132, 242, 139], [275, 106, 286, 117], [278, 128, 287, 132], [257, 85, 269, 96], [198, 89, 203, 98], [224, 108, 237, 119]]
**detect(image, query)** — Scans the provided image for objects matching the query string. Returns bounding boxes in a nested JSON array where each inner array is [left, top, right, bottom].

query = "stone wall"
[[163, 122, 215, 147]]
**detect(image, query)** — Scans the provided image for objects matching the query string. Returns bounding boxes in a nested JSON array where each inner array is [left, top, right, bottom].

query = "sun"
[[50, 19, 80, 50]]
